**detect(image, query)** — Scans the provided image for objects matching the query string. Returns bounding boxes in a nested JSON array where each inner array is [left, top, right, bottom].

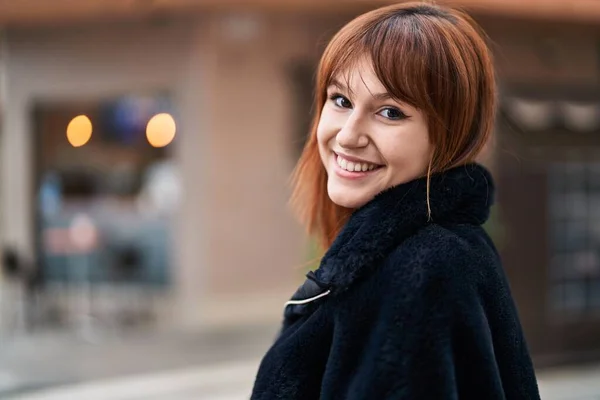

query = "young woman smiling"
[[251, 3, 540, 399]]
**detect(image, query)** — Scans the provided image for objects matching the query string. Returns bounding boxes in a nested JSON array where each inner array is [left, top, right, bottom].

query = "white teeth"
[[335, 154, 378, 172]]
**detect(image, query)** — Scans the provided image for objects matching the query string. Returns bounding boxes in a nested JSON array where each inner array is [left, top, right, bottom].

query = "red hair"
[[291, 2, 497, 250]]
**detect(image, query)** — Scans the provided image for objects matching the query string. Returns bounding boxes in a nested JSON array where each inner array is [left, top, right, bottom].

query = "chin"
[[327, 185, 373, 209]]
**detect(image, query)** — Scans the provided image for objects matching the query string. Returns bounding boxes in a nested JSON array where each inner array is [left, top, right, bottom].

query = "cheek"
[[380, 127, 432, 169], [316, 111, 335, 141], [316, 124, 327, 147], [316, 113, 337, 152], [315, 122, 331, 166]]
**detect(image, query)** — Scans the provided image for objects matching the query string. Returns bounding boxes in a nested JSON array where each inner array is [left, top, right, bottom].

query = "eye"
[[329, 94, 352, 109], [378, 107, 408, 121]]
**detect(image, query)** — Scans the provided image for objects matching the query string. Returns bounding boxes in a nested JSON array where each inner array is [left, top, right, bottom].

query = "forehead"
[[329, 58, 387, 95]]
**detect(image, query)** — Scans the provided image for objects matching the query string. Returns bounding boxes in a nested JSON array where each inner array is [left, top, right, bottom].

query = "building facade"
[[0, 0, 599, 366]]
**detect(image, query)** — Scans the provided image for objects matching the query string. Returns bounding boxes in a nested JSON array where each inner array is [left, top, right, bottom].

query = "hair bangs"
[[319, 36, 366, 100], [319, 15, 435, 112], [367, 17, 434, 112]]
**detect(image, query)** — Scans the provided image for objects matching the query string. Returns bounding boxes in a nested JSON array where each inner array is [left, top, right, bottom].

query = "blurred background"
[[0, 0, 599, 399]]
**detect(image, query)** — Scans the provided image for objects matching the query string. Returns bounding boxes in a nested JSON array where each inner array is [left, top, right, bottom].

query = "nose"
[[336, 112, 369, 149]]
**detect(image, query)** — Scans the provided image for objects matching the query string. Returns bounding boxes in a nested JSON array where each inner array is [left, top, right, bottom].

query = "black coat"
[[251, 164, 540, 400]]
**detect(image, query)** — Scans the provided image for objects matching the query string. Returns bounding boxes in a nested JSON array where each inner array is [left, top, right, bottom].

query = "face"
[[317, 58, 433, 209]]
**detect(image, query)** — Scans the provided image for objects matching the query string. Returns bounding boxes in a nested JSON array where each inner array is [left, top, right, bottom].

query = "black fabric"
[[283, 271, 331, 320], [251, 163, 540, 400]]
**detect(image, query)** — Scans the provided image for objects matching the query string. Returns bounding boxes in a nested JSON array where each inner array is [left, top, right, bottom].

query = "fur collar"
[[313, 163, 494, 292]]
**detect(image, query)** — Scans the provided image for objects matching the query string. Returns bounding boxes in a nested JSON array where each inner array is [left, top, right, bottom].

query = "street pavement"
[[0, 323, 277, 399], [2, 324, 600, 400], [3, 359, 260, 400], [538, 363, 600, 400], [6, 360, 600, 400]]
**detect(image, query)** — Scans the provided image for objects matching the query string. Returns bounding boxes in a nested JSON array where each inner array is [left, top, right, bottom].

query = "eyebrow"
[[328, 78, 393, 101]]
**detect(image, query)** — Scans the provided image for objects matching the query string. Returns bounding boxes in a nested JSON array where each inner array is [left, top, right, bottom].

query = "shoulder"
[[379, 223, 499, 301]]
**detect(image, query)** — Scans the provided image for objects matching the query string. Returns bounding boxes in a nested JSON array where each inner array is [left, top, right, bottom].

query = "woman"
[[252, 3, 540, 399]]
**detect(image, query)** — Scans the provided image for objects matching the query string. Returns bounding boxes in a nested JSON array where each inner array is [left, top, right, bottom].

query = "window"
[[548, 161, 600, 313]]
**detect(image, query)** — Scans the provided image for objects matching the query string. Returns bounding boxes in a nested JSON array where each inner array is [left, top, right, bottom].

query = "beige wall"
[[3, 0, 600, 27], [0, 13, 335, 329], [0, 18, 211, 328], [195, 14, 334, 326]]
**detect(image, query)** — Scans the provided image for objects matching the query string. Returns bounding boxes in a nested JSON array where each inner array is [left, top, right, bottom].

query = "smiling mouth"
[[334, 153, 383, 173]]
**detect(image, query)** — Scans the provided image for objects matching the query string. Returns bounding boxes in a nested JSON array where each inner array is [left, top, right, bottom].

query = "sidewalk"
[[2, 324, 600, 400], [0, 323, 278, 399], [5, 358, 600, 400], [3, 359, 260, 400], [538, 363, 600, 400]]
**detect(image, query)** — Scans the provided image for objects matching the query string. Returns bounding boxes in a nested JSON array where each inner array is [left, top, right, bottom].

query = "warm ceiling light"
[[146, 113, 176, 148], [66, 115, 93, 147]]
